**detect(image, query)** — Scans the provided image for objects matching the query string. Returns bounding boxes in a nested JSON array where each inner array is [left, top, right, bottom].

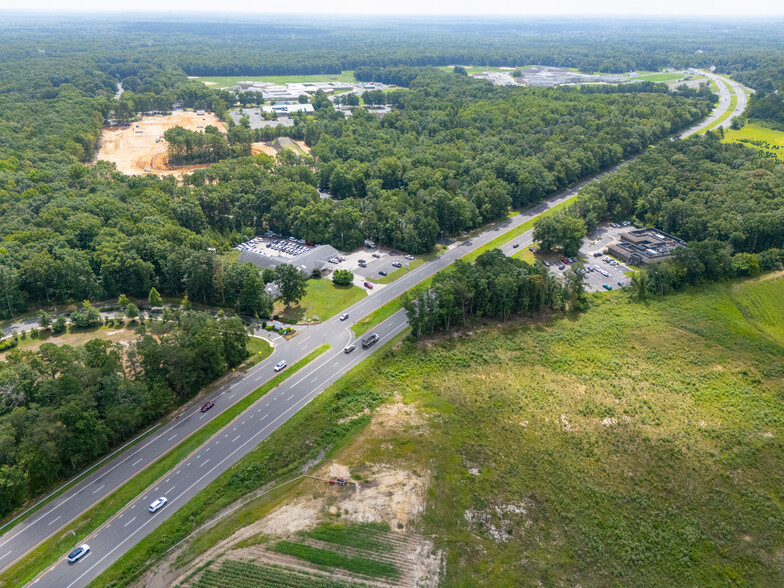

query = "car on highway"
[[344, 344, 355, 354], [149, 497, 168, 513], [339, 313, 349, 321], [392, 262, 402, 268], [67, 544, 90, 563], [512, 243, 519, 248], [378, 270, 387, 276], [405, 255, 414, 260], [200, 401, 214, 413], [364, 281, 373, 289], [274, 360, 287, 372], [602, 284, 613, 290], [372, 253, 381, 258]]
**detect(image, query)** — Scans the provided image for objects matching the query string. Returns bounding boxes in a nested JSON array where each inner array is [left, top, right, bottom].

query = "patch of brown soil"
[[251, 142, 278, 156], [95, 111, 225, 177]]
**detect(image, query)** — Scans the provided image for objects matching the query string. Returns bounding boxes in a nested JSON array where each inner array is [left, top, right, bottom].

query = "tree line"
[[0, 312, 249, 517], [401, 250, 585, 338]]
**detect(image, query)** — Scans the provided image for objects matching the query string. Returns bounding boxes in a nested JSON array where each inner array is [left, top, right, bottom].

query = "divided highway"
[[1, 85, 745, 587]]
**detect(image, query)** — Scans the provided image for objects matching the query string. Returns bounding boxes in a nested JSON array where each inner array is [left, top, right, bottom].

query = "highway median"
[[4, 345, 330, 588]]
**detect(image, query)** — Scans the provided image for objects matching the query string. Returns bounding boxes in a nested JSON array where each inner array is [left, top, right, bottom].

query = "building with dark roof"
[[607, 228, 685, 267]]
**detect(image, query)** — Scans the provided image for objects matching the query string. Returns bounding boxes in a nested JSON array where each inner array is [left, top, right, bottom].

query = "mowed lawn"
[[630, 72, 687, 83], [193, 71, 356, 89], [274, 278, 365, 324], [356, 275, 784, 586], [722, 121, 784, 159]]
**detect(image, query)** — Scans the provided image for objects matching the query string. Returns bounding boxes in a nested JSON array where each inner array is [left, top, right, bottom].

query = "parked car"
[[274, 360, 287, 372], [378, 270, 387, 276], [200, 401, 214, 413], [339, 313, 349, 321], [558, 265, 565, 270], [149, 497, 168, 513], [364, 281, 373, 289], [529, 246, 534, 251], [561, 258, 569, 264], [344, 344, 356, 354], [392, 262, 402, 268], [67, 544, 90, 563], [405, 255, 414, 260], [602, 284, 613, 290], [617, 281, 625, 287], [372, 253, 381, 258], [543, 260, 550, 267], [358, 259, 366, 267], [594, 251, 603, 257], [512, 243, 520, 249]]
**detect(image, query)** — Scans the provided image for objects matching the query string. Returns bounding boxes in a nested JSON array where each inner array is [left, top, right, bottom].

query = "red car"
[[561, 258, 569, 264], [200, 401, 215, 413], [364, 281, 373, 289]]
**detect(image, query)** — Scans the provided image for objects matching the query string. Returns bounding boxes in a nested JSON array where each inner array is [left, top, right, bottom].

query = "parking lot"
[[328, 246, 415, 281], [536, 223, 636, 293]]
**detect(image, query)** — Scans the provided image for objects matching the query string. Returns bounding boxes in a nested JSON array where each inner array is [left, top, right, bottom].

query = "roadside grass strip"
[[2, 345, 329, 587], [89, 334, 406, 587]]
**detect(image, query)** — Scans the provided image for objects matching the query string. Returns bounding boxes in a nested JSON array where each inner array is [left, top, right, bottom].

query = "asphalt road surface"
[[679, 71, 749, 137], [3, 90, 745, 588]]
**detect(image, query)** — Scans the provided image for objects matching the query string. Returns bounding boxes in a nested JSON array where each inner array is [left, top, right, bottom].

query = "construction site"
[[95, 110, 225, 176]]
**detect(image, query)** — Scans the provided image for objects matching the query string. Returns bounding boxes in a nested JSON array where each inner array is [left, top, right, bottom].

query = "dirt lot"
[[95, 111, 225, 176]]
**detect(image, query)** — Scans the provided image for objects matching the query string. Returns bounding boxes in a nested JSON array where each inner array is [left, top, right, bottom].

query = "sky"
[[2, 0, 784, 15]]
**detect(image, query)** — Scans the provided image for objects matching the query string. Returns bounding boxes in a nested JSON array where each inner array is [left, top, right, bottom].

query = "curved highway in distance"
[[679, 70, 749, 138], [4, 82, 748, 588]]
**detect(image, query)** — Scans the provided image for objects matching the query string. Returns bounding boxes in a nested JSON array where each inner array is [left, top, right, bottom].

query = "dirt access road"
[[96, 111, 225, 176]]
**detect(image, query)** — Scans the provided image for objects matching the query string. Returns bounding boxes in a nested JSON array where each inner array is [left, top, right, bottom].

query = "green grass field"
[[274, 279, 365, 324], [722, 121, 784, 159], [630, 72, 687, 83], [359, 275, 784, 586], [193, 71, 356, 89]]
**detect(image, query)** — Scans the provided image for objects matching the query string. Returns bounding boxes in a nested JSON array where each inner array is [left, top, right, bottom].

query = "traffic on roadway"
[[0, 87, 746, 587]]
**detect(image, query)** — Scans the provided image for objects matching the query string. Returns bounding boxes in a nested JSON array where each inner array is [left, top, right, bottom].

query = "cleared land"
[[274, 279, 366, 324], [193, 71, 356, 89], [630, 72, 687, 83], [722, 122, 784, 159], [95, 111, 225, 176]]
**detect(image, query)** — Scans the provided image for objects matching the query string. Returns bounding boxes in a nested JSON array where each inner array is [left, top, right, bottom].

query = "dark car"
[[617, 281, 625, 287], [200, 401, 214, 413], [603, 284, 613, 290], [378, 270, 387, 276], [372, 253, 381, 258], [512, 243, 520, 249], [558, 265, 565, 270]]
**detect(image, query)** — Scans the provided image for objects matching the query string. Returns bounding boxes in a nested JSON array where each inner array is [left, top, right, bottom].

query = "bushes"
[[332, 269, 354, 286], [0, 338, 18, 353]]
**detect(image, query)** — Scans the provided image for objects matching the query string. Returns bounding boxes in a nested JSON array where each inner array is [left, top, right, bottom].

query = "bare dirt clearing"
[[95, 111, 225, 176]]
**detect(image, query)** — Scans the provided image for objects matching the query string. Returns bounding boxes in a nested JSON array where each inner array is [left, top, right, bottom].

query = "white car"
[[149, 497, 168, 513], [67, 544, 90, 563], [274, 360, 287, 372], [405, 255, 414, 260], [339, 313, 349, 321]]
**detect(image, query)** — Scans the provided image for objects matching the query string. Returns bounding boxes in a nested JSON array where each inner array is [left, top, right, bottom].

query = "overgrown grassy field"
[[722, 121, 784, 159], [274, 279, 365, 324], [378, 275, 784, 586], [193, 71, 356, 88]]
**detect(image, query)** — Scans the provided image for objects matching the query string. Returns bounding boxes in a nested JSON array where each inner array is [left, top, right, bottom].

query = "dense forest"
[[0, 312, 249, 516], [2, 15, 784, 516], [562, 133, 784, 294]]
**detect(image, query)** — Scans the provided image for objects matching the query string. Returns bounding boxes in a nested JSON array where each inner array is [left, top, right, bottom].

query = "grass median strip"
[[354, 199, 576, 337], [89, 334, 407, 588], [2, 345, 330, 587]]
